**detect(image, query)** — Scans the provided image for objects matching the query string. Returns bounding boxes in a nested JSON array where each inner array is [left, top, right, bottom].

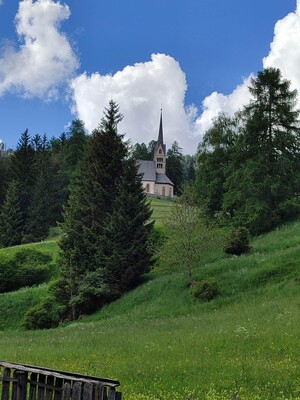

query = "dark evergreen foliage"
[[224, 68, 300, 233], [166, 141, 184, 194], [28, 135, 57, 240], [196, 68, 300, 234], [223, 227, 251, 256], [11, 129, 35, 233], [59, 101, 153, 320], [0, 180, 23, 247], [0, 156, 11, 206], [196, 113, 238, 216], [131, 142, 153, 160]]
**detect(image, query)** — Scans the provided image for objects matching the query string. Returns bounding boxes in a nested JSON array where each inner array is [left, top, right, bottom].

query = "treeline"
[[0, 117, 195, 248], [195, 67, 300, 234], [0, 120, 87, 247]]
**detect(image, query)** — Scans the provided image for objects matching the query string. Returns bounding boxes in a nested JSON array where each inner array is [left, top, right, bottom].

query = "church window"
[[146, 184, 150, 193], [157, 157, 163, 163], [162, 186, 166, 196], [159, 149, 162, 154], [157, 163, 163, 168]]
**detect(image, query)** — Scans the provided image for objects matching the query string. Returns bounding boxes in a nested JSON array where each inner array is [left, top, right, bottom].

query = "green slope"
[[0, 204, 300, 399]]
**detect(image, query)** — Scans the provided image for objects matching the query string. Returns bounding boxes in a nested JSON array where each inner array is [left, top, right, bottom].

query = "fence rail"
[[0, 362, 121, 400]]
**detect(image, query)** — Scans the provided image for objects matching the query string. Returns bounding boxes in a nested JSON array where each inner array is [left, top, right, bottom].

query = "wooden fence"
[[0, 362, 121, 400]]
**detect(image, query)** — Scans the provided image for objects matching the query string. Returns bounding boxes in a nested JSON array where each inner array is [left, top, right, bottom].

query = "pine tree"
[[196, 113, 238, 216], [11, 129, 35, 234], [0, 180, 23, 247], [97, 158, 153, 297], [223, 68, 300, 233], [166, 141, 184, 194], [0, 157, 11, 206], [59, 101, 153, 319], [28, 134, 56, 240]]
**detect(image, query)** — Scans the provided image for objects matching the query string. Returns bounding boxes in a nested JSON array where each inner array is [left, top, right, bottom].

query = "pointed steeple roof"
[[154, 108, 166, 155], [157, 109, 164, 146]]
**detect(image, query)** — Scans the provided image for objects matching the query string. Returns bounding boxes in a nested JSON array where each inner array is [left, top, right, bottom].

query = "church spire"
[[157, 108, 164, 147], [154, 108, 166, 174]]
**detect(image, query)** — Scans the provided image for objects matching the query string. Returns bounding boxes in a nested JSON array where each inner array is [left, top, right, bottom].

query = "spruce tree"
[[223, 68, 300, 233], [196, 113, 238, 216], [28, 134, 56, 240], [166, 141, 184, 194], [11, 129, 35, 234], [59, 101, 153, 319], [0, 180, 23, 247]]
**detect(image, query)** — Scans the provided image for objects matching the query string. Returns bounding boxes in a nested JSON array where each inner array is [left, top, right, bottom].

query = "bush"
[[21, 234, 38, 244], [24, 296, 66, 330], [191, 277, 220, 302], [14, 248, 52, 265], [223, 227, 251, 255], [0, 249, 53, 293]]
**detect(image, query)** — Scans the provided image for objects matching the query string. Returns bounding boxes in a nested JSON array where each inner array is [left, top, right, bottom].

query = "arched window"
[[162, 186, 166, 196]]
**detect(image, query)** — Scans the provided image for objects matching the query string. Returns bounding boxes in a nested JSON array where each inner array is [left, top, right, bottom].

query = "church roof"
[[138, 160, 173, 186]]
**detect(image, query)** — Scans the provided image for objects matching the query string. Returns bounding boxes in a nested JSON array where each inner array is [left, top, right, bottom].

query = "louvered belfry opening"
[[0, 362, 121, 400]]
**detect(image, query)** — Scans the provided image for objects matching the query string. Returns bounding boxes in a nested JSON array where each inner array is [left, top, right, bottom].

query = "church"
[[138, 111, 174, 198]]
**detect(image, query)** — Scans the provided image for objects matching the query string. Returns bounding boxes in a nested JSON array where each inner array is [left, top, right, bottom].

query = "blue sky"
[[0, 0, 298, 154]]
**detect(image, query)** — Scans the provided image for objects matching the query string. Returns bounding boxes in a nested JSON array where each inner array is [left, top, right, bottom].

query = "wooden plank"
[[71, 382, 82, 400], [45, 376, 55, 400], [12, 370, 18, 400], [38, 374, 46, 400], [62, 383, 71, 400], [108, 388, 116, 400], [93, 383, 104, 400], [16, 371, 28, 400], [1, 368, 11, 400], [53, 378, 63, 400], [82, 383, 93, 400], [115, 392, 122, 400], [29, 373, 38, 400]]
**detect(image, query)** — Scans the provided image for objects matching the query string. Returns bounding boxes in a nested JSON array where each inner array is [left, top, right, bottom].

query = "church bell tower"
[[154, 109, 166, 174]]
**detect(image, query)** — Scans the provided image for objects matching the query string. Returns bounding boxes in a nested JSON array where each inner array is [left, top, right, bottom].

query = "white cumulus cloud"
[[0, 0, 79, 100], [70, 54, 197, 152], [193, 1, 300, 139], [69, 1, 300, 154], [263, 0, 300, 95]]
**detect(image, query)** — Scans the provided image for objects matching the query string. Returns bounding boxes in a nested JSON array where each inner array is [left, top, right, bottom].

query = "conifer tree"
[[59, 101, 153, 319], [11, 129, 35, 233], [0, 180, 23, 247], [166, 141, 184, 194], [28, 134, 56, 240], [223, 68, 300, 233]]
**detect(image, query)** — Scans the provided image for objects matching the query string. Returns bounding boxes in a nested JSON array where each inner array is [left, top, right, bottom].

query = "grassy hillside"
[[0, 202, 300, 399]]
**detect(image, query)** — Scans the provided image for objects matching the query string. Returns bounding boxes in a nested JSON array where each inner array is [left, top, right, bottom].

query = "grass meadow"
[[0, 199, 300, 399]]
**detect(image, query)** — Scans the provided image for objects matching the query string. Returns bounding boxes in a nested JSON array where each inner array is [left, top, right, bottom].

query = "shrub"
[[223, 227, 251, 255], [24, 296, 66, 330], [0, 259, 17, 292], [21, 234, 38, 244], [191, 277, 220, 302], [14, 249, 52, 265], [0, 249, 53, 293]]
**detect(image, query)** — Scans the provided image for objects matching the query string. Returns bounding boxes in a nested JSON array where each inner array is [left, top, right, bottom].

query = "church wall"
[[155, 183, 174, 198], [141, 180, 156, 195]]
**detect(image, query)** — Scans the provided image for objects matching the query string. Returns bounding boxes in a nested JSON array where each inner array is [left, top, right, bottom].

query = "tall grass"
[[0, 206, 300, 399]]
